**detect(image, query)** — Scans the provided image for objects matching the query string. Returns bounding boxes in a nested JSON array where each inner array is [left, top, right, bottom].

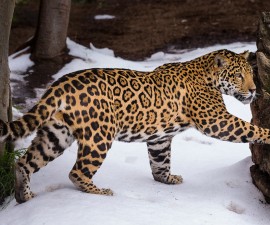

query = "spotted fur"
[[0, 49, 269, 203]]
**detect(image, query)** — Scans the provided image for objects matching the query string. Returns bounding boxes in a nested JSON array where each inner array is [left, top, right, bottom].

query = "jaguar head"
[[213, 50, 256, 104]]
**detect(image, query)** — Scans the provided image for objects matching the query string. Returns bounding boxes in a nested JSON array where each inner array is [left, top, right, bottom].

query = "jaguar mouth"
[[242, 95, 254, 104], [233, 93, 255, 104]]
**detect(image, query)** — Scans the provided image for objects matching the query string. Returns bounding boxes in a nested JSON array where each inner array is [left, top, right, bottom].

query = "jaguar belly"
[[115, 123, 190, 142]]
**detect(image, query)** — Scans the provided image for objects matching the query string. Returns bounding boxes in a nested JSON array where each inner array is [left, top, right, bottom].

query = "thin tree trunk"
[[0, 0, 15, 156], [32, 0, 71, 60]]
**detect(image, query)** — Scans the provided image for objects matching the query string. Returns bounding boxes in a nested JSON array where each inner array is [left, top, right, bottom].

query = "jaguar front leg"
[[147, 138, 183, 184], [195, 111, 270, 144]]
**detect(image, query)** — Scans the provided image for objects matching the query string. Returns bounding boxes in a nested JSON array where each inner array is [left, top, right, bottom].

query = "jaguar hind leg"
[[69, 127, 114, 196], [15, 163, 35, 203], [15, 121, 74, 203], [147, 138, 183, 184]]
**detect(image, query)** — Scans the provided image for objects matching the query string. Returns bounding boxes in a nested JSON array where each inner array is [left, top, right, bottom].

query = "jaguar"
[[0, 49, 269, 203]]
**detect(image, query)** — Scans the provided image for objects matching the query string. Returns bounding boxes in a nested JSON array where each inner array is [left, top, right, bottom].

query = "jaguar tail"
[[0, 86, 62, 142]]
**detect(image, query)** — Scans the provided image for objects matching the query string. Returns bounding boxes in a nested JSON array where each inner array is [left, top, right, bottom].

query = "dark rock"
[[250, 12, 270, 202]]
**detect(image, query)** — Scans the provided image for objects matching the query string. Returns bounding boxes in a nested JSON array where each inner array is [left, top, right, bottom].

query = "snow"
[[1, 40, 270, 225], [9, 47, 33, 87], [94, 15, 115, 20]]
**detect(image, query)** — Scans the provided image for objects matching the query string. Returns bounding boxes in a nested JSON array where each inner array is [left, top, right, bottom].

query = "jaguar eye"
[[235, 73, 243, 80]]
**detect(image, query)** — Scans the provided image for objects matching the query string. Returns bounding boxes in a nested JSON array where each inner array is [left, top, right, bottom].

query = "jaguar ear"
[[240, 50, 250, 60], [214, 54, 228, 68]]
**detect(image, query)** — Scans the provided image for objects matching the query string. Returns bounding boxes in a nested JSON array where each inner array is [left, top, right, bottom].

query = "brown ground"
[[8, 0, 270, 106], [10, 0, 270, 61]]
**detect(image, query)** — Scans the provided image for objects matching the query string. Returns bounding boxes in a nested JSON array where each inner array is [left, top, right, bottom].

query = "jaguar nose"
[[249, 89, 256, 94]]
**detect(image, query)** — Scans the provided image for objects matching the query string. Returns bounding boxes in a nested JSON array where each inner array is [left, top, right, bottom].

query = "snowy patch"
[[147, 51, 166, 61], [90, 43, 115, 57], [8, 47, 34, 99], [226, 201, 246, 214], [9, 48, 34, 75], [12, 107, 23, 119], [94, 14, 115, 20]]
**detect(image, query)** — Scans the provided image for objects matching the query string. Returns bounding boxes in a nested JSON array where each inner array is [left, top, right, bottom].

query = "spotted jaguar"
[[0, 49, 269, 203]]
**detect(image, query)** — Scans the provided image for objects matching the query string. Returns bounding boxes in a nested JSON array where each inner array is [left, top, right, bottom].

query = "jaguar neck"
[[182, 59, 217, 88]]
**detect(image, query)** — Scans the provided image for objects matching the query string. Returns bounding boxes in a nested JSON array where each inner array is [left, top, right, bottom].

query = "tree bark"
[[250, 12, 270, 203], [32, 0, 71, 60], [0, 0, 15, 156]]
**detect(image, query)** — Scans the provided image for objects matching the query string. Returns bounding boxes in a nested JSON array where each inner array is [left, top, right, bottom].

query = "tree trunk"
[[32, 0, 71, 60], [250, 12, 270, 203], [0, 0, 15, 156]]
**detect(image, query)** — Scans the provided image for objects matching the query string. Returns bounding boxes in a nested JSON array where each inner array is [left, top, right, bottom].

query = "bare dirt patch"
[[10, 0, 270, 60]]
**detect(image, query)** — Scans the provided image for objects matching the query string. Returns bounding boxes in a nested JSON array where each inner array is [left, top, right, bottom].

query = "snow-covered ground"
[[1, 40, 270, 225]]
